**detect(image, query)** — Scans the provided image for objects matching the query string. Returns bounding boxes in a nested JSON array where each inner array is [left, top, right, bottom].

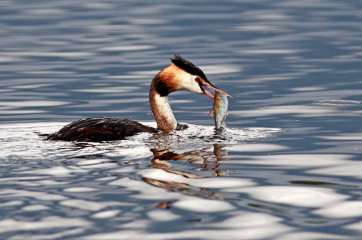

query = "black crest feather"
[[171, 55, 214, 86]]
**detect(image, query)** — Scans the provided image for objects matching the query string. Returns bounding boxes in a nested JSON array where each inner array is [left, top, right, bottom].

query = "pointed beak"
[[200, 81, 231, 99]]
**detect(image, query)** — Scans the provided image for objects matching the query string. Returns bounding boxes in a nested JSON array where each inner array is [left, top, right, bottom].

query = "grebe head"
[[150, 55, 229, 133], [155, 55, 225, 98]]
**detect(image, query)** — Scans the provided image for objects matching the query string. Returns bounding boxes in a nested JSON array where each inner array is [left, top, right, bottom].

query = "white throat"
[[149, 90, 177, 133]]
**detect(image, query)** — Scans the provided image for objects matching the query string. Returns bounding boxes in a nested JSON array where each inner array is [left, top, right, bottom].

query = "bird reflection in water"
[[143, 144, 229, 206], [150, 144, 228, 175]]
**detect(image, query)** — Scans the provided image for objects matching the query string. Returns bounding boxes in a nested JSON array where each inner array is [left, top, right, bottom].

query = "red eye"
[[195, 77, 205, 93], [195, 76, 202, 84]]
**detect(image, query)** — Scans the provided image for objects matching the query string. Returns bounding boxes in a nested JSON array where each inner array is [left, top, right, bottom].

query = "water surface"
[[0, 0, 362, 239]]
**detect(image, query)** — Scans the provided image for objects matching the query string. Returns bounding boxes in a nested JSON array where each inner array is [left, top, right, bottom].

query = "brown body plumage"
[[47, 118, 156, 142]]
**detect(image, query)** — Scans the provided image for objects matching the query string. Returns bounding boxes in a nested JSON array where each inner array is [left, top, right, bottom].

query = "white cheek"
[[184, 76, 203, 93]]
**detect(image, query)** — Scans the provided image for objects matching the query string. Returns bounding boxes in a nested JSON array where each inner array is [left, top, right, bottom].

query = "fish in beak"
[[213, 90, 229, 131]]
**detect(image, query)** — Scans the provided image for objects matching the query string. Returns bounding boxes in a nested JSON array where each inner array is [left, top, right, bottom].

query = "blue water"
[[0, 1, 362, 239]]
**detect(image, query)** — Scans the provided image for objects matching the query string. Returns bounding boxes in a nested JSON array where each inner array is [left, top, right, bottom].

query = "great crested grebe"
[[47, 55, 223, 142]]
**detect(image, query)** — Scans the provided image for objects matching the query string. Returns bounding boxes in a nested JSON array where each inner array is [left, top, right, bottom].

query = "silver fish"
[[213, 90, 229, 131]]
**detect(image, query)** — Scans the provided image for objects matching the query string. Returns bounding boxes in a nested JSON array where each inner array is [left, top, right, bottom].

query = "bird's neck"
[[149, 83, 177, 133]]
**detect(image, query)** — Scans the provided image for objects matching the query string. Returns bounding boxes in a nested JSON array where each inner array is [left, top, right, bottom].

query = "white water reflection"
[[99, 45, 155, 52], [227, 186, 347, 208], [0, 100, 67, 107], [315, 201, 362, 219], [174, 197, 235, 213]]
